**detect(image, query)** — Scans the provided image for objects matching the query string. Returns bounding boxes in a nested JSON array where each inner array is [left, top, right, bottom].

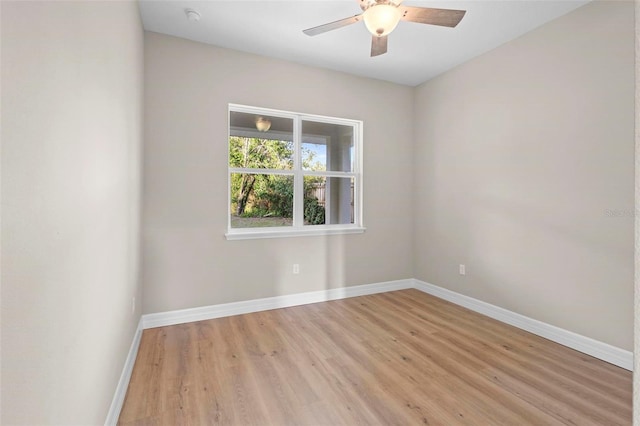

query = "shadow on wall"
[[268, 233, 350, 299], [324, 234, 347, 293]]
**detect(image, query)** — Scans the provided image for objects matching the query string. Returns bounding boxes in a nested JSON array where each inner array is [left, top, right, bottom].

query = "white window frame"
[[226, 104, 365, 240]]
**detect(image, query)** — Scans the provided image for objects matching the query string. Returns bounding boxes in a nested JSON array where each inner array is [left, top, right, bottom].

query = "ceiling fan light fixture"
[[363, 4, 401, 37], [255, 117, 271, 132]]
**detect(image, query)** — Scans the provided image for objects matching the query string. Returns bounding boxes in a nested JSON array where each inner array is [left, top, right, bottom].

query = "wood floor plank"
[[118, 290, 631, 425]]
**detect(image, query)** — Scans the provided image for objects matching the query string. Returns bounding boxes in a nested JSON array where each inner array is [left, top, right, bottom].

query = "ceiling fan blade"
[[400, 6, 466, 28], [371, 35, 388, 57], [303, 15, 362, 36]]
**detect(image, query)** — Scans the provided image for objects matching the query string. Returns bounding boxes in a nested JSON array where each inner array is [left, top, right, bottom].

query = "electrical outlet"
[[459, 264, 466, 275], [293, 264, 300, 274]]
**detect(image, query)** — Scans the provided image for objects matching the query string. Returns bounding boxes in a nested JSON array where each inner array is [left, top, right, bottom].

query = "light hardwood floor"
[[118, 289, 631, 425]]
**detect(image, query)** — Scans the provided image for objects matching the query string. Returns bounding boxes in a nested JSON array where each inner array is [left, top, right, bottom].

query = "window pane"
[[230, 112, 293, 170], [301, 120, 354, 172], [304, 176, 354, 225], [230, 173, 293, 228], [301, 136, 327, 172]]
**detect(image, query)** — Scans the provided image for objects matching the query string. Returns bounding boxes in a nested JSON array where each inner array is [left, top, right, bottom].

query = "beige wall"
[[413, 1, 634, 350], [1, 1, 143, 424], [142, 32, 414, 314]]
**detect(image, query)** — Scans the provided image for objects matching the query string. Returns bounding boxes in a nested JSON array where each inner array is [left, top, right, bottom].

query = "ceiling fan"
[[303, 0, 466, 57]]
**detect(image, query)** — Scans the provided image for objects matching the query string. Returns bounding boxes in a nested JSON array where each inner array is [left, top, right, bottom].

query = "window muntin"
[[227, 104, 363, 239]]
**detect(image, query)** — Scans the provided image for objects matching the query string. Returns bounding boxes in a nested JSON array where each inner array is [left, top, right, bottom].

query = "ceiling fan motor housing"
[[359, 0, 403, 11]]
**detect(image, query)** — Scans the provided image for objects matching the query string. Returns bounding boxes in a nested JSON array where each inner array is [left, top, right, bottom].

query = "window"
[[226, 104, 364, 240]]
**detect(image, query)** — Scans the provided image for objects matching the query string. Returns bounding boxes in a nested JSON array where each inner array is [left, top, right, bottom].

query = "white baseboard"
[[142, 279, 415, 329], [108, 277, 632, 424], [413, 279, 633, 371], [141, 278, 632, 370], [104, 318, 143, 426]]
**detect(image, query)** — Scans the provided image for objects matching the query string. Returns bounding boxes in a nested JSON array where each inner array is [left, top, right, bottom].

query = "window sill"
[[225, 226, 366, 241]]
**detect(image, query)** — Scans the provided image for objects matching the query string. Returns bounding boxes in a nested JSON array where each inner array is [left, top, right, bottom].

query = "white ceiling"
[[138, 0, 590, 87]]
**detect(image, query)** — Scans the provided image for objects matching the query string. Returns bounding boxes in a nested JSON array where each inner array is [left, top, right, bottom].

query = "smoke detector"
[[185, 8, 201, 22]]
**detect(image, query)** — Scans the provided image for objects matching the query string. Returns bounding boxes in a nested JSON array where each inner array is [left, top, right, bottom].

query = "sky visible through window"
[[302, 142, 355, 171], [303, 142, 326, 169]]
